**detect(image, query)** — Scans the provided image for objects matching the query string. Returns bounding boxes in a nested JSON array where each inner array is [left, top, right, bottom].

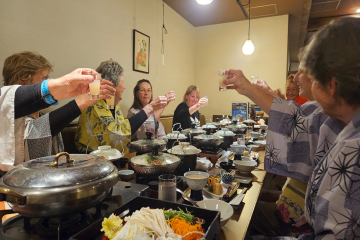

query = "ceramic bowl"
[[220, 161, 235, 172], [184, 171, 209, 190], [250, 132, 261, 139], [118, 170, 134, 181], [240, 156, 252, 161], [197, 199, 234, 227], [230, 144, 247, 154], [233, 160, 257, 174]]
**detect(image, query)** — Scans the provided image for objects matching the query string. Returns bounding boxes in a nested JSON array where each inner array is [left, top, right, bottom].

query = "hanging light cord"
[[161, 0, 168, 55], [248, 0, 251, 40]]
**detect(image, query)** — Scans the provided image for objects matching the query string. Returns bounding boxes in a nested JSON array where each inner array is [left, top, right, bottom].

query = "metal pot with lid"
[[227, 121, 248, 134], [129, 131, 166, 154], [0, 152, 119, 218], [193, 128, 224, 148], [168, 142, 201, 176], [130, 145, 181, 175], [181, 122, 205, 137]]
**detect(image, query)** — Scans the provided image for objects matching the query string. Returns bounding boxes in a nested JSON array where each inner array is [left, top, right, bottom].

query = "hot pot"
[[129, 145, 181, 175], [168, 142, 201, 176], [0, 152, 119, 218], [129, 132, 166, 154], [193, 128, 224, 148]]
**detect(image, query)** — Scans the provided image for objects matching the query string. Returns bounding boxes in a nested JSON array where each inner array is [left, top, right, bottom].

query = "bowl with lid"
[[216, 128, 235, 150], [163, 131, 188, 149], [168, 142, 201, 176], [0, 152, 119, 218], [90, 145, 123, 160]]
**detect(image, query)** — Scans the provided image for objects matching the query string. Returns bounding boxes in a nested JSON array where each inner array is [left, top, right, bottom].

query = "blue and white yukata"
[[264, 97, 360, 239]]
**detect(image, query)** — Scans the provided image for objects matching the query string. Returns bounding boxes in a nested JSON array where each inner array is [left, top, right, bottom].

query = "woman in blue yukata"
[[224, 17, 360, 239]]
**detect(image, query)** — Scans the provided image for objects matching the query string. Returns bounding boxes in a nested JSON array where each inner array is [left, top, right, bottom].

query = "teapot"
[[220, 169, 236, 184]]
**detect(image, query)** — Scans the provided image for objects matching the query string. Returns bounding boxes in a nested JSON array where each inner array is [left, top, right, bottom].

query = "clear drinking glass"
[[89, 75, 100, 100], [107, 95, 115, 109], [219, 69, 228, 91], [201, 96, 208, 106], [158, 174, 177, 202], [251, 76, 258, 84]]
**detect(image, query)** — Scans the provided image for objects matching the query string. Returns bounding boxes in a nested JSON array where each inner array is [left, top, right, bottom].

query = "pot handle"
[[51, 152, 74, 167], [0, 188, 26, 205]]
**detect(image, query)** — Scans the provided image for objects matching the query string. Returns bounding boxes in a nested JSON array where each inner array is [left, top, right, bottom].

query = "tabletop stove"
[[0, 181, 148, 240]]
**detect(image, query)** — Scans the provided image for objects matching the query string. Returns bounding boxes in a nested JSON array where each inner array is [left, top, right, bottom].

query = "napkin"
[[196, 157, 213, 171]]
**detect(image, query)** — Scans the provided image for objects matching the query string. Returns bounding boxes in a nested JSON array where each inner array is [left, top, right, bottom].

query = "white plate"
[[254, 140, 266, 146]]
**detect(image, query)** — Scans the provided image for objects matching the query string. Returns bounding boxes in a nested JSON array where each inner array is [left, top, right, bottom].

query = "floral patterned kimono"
[[75, 100, 131, 154], [264, 97, 360, 239]]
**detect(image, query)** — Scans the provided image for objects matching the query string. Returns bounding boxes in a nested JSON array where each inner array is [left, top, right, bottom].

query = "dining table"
[[177, 150, 267, 240]]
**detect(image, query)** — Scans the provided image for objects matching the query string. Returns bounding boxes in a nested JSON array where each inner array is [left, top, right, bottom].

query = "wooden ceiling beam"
[[307, 14, 360, 31]]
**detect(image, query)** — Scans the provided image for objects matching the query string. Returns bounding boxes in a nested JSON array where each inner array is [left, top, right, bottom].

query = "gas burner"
[[33, 212, 92, 239], [0, 195, 122, 240]]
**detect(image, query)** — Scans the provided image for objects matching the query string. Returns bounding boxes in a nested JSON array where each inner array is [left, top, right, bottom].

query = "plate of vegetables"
[[101, 207, 205, 240]]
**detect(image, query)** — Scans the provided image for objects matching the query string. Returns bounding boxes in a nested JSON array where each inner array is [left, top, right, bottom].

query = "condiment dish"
[[118, 170, 134, 181]]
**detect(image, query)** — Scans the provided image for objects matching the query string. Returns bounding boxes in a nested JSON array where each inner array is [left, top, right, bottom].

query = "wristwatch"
[[41, 79, 59, 105]]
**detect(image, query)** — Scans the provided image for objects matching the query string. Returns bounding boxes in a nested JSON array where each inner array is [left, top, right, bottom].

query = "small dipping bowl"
[[220, 161, 235, 172], [118, 170, 134, 181], [184, 171, 209, 201]]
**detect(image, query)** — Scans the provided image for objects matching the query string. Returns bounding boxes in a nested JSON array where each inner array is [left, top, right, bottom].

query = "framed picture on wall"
[[133, 30, 150, 74], [232, 102, 249, 121]]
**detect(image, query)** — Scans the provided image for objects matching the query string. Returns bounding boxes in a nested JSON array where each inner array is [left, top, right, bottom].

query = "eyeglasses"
[[139, 89, 152, 93]]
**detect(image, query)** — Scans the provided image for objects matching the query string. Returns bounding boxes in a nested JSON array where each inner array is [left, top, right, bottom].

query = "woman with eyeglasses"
[[75, 61, 169, 154], [127, 79, 175, 141]]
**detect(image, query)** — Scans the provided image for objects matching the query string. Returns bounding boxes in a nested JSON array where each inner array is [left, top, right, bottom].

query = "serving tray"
[[69, 196, 221, 240], [183, 176, 240, 202]]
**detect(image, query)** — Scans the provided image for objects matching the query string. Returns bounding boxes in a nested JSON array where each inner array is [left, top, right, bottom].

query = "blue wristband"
[[41, 79, 58, 106]]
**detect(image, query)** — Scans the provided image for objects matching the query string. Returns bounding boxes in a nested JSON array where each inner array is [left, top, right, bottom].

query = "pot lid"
[[243, 119, 256, 123], [167, 142, 201, 155], [164, 131, 187, 139], [129, 139, 166, 148], [201, 124, 216, 129], [90, 145, 123, 160], [181, 127, 205, 134], [220, 119, 232, 124], [2, 153, 116, 188], [131, 150, 180, 166], [194, 133, 224, 140], [215, 130, 235, 136], [227, 123, 247, 129]]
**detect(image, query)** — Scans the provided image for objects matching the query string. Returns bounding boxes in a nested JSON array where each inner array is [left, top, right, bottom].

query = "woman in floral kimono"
[[224, 18, 360, 239], [127, 79, 175, 141], [75, 60, 169, 154]]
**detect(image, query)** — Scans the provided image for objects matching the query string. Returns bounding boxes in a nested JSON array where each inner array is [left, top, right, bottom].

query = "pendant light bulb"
[[196, 0, 213, 5], [242, 40, 255, 55]]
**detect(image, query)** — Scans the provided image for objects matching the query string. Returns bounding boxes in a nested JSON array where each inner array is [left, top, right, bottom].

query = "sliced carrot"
[[167, 216, 204, 240]]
